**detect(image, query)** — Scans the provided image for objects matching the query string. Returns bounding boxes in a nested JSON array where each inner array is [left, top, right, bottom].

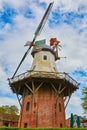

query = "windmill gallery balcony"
[[8, 70, 79, 97]]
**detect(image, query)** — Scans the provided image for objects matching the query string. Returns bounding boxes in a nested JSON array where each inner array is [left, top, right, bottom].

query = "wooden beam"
[[25, 82, 33, 94], [65, 94, 72, 109], [50, 82, 57, 93], [55, 84, 66, 105], [59, 86, 66, 95], [16, 93, 22, 107], [31, 80, 36, 107], [13, 86, 22, 107], [19, 89, 25, 127], [32, 80, 35, 92], [58, 83, 61, 92], [35, 82, 44, 93], [64, 97, 67, 102]]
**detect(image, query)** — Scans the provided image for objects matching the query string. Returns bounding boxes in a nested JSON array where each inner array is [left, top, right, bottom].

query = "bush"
[[0, 128, 86, 130]]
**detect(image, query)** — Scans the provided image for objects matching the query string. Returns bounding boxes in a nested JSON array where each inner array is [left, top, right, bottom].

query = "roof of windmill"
[[38, 43, 52, 48], [42, 44, 51, 49], [31, 44, 54, 57]]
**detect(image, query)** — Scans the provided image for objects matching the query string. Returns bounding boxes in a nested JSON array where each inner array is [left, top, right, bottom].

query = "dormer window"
[[43, 55, 47, 60]]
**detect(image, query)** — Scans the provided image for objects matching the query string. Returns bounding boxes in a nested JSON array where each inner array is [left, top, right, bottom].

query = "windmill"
[[12, 2, 54, 78], [8, 2, 79, 128]]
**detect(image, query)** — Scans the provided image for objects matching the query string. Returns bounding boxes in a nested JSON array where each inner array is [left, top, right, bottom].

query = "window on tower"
[[26, 102, 30, 111], [59, 103, 62, 112], [43, 55, 47, 60]]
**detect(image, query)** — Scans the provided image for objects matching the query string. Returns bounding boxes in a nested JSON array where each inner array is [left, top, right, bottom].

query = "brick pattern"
[[19, 85, 66, 128]]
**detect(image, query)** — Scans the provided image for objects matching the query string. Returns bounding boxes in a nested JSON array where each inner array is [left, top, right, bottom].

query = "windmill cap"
[[31, 44, 55, 57]]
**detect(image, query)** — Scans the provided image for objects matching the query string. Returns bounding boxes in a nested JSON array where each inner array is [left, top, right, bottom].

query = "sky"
[[0, 0, 87, 118]]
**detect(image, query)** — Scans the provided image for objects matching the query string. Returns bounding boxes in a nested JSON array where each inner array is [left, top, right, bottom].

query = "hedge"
[[0, 128, 86, 130]]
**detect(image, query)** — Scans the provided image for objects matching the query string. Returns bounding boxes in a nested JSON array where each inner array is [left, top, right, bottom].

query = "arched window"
[[59, 103, 61, 112], [26, 102, 30, 111]]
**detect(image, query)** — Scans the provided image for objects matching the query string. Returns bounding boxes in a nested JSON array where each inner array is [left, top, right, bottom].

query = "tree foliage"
[[0, 105, 19, 115], [70, 113, 74, 128], [81, 87, 87, 114], [77, 116, 80, 128]]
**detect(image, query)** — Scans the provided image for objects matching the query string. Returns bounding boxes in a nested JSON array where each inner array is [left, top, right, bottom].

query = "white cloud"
[[0, 0, 26, 9], [0, 66, 5, 77], [66, 93, 83, 118], [0, 96, 20, 109], [38, 0, 87, 13]]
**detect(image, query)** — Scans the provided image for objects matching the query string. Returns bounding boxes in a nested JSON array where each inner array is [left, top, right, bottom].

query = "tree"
[[70, 113, 74, 128], [0, 105, 19, 115], [77, 116, 80, 128], [81, 87, 87, 115]]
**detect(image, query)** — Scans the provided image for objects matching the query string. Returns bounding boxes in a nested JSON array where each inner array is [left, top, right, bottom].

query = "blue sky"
[[0, 0, 87, 118]]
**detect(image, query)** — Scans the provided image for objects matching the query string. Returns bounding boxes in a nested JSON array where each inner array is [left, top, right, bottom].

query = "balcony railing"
[[8, 70, 79, 87]]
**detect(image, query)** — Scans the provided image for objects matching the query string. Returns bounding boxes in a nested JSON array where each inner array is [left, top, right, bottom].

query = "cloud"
[[66, 92, 83, 118], [0, 96, 20, 109]]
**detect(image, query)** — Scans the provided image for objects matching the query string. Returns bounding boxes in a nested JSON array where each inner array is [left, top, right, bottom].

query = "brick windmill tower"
[[8, 2, 79, 128]]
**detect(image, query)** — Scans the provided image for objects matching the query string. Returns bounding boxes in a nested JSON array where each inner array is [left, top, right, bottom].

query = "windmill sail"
[[12, 2, 54, 78], [35, 2, 54, 37], [12, 47, 31, 78]]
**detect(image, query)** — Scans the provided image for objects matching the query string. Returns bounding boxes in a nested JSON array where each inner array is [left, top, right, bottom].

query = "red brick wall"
[[66, 119, 70, 128], [0, 120, 3, 126], [0, 115, 18, 127], [3, 121, 18, 127], [19, 84, 66, 128]]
